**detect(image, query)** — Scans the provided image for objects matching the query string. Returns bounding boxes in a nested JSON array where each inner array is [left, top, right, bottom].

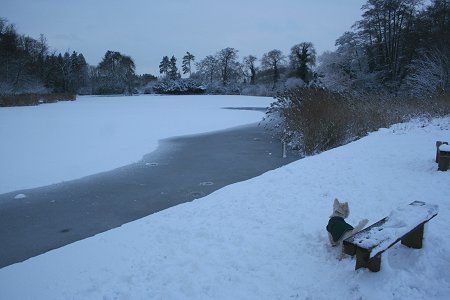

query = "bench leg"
[[401, 223, 424, 249], [343, 241, 356, 256], [355, 247, 381, 272], [368, 254, 381, 272], [438, 154, 450, 171]]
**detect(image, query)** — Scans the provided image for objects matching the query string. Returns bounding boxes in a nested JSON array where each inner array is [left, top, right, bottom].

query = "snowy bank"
[[0, 117, 449, 299], [0, 95, 272, 194]]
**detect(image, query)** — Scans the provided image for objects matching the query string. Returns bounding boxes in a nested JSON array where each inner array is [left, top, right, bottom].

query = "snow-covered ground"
[[0, 95, 449, 298], [0, 95, 272, 194]]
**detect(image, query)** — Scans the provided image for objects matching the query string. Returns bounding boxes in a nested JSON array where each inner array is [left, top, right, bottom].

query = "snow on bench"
[[343, 201, 438, 272]]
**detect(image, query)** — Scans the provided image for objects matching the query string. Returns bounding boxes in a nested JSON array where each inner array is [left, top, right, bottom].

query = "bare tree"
[[356, 0, 422, 81], [317, 31, 377, 93], [261, 49, 285, 87], [289, 42, 316, 83], [406, 47, 450, 96], [216, 47, 239, 84], [195, 55, 219, 84]]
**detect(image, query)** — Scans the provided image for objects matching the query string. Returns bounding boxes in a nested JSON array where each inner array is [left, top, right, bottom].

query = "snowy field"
[[0, 106, 449, 298], [0, 95, 272, 194]]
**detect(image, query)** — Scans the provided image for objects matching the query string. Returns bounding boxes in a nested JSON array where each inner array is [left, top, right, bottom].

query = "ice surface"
[[0, 95, 272, 194]]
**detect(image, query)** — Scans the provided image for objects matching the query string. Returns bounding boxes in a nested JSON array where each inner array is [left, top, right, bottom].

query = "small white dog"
[[326, 198, 368, 259]]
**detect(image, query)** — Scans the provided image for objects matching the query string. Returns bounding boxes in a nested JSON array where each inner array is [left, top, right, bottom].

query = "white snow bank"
[[0, 95, 272, 194], [0, 117, 449, 299]]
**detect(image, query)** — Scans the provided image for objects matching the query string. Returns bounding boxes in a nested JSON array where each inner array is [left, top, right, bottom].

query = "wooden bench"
[[343, 201, 438, 272]]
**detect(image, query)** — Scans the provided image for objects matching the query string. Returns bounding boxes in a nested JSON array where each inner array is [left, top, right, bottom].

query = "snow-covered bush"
[[283, 77, 306, 90], [404, 48, 450, 97], [209, 82, 240, 95], [153, 79, 205, 95], [240, 84, 273, 97]]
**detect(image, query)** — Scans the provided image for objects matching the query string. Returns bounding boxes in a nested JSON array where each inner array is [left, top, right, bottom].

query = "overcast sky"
[[3, 0, 367, 75]]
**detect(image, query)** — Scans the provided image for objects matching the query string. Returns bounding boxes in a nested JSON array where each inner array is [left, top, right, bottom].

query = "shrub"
[[266, 88, 450, 156], [267, 88, 354, 155], [0, 93, 76, 107]]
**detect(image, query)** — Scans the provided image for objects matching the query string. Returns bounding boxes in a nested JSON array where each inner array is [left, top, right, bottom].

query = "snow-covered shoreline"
[[1, 116, 449, 299]]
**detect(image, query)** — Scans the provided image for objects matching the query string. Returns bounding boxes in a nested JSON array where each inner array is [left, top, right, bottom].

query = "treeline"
[[1, 0, 449, 102], [149, 0, 450, 97], [318, 0, 449, 97], [0, 16, 336, 98], [0, 18, 155, 102], [0, 18, 89, 96], [151, 43, 317, 95], [193, 43, 316, 88]]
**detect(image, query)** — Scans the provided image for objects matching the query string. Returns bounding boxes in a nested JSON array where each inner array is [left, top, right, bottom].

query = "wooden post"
[[436, 141, 449, 164], [368, 254, 382, 272], [355, 247, 381, 272], [438, 150, 450, 171], [355, 247, 369, 270]]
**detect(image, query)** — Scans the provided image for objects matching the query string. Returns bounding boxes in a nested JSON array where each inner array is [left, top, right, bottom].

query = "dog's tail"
[[352, 219, 369, 233]]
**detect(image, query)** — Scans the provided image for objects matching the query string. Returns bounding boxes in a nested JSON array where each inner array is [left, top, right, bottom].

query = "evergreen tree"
[[0, 17, 88, 95], [95, 50, 136, 94], [73, 53, 88, 92], [182, 51, 195, 77], [159, 56, 170, 78], [168, 55, 179, 80]]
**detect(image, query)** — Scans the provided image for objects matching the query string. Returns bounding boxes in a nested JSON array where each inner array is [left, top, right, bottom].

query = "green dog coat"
[[327, 216, 354, 242]]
